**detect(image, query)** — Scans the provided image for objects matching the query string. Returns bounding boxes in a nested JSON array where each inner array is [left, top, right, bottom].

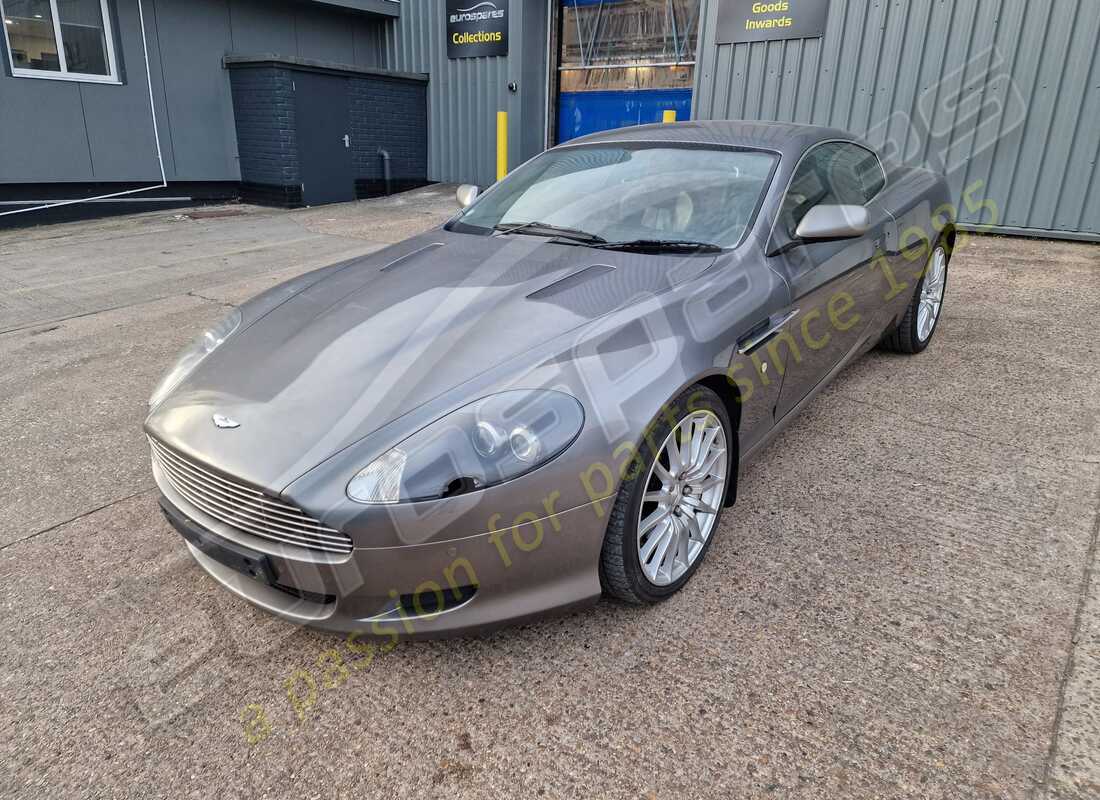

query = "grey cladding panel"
[[152, 0, 237, 181], [693, 0, 1100, 239], [294, 7, 357, 63], [228, 1, 298, 55], [0, 79, 93, 183], [78, 0, 162, 181]]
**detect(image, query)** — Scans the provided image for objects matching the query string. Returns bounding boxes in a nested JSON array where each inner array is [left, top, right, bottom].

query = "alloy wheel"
[[636, 410, 728, 586], [917, 246, 947, 341]]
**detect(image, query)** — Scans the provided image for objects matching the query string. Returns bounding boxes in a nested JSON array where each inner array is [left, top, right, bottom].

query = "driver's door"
[[768, 142, 890, 420]]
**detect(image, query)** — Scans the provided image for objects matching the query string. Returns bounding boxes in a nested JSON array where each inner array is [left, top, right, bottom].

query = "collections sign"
[[716, 0, 830, 44], [447, 0, 509, 58]]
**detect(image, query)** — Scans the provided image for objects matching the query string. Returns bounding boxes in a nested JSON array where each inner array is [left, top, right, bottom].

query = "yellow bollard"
[[496, 111, 508, 181], [662, 109, 677, 123]]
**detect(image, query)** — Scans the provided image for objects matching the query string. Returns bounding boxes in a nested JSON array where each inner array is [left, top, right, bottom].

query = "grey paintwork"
[[146, 120, 952, 636]]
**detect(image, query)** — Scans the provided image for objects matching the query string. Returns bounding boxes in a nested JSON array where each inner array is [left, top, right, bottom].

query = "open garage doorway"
[[554, 0, 700, 144]]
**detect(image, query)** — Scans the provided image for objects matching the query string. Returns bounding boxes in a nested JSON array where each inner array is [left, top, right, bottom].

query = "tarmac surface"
[[1, 186, 1098, 799]]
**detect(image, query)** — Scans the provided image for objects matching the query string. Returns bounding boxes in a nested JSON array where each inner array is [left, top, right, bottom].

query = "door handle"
[[737, 309, 800, 355], [343, 134, 351, 148]]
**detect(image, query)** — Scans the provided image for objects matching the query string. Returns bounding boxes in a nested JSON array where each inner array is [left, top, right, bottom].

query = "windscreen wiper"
[[592, 238, 723, 253], [493, 221, 607, 244]]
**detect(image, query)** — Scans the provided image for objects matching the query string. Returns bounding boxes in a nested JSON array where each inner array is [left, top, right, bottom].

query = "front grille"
[[150, 437, 353, 555]]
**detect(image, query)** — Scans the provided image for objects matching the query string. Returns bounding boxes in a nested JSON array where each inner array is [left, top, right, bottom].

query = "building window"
[[1, 0, 118, 82]]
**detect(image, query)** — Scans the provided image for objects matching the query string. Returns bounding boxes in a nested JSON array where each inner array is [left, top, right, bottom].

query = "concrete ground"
[[1, 187, 1098, 799]]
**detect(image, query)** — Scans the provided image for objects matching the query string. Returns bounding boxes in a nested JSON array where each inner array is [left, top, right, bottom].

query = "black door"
[[295, 72, 354, 205]]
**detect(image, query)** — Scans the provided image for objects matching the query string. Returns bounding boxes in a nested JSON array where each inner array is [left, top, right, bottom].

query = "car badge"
[[212, 414, 240, 429]]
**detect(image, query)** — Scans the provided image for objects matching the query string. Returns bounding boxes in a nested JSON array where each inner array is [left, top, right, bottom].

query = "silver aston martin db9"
[[146, 121, 952, 637]]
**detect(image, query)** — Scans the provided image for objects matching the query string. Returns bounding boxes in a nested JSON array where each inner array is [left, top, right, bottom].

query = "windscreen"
[[452, 145, 778, 248]]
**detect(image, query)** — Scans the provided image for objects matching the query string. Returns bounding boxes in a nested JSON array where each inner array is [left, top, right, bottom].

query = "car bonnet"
[[144, 229, 717, 491]]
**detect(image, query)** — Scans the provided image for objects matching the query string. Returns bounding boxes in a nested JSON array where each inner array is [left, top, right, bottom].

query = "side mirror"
[[795, 204, 870, 240], [456, 184, 480, 208]]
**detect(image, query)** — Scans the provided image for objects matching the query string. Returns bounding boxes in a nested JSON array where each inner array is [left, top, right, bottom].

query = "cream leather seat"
[[641, 191, 695, 233]]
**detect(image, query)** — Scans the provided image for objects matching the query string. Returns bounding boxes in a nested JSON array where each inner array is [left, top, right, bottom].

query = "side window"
[[779, 142, 885, 236], [778, 143, 841, 236], [841, 143, 886, 202]]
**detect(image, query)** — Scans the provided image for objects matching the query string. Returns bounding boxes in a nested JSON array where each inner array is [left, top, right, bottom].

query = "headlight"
[[347, 390, 584, 504], [148, 307, 242, 408]]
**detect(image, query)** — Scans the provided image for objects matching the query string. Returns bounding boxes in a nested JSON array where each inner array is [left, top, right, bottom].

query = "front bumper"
[[156, 483, 611, 638]]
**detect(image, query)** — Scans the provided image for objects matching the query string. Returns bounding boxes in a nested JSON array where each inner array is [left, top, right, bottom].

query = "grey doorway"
[[295, 72, 354, 205]]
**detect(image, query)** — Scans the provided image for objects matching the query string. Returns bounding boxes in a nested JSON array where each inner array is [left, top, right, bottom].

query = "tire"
[[881, 241, 949, 354], [599, 384, 732, 604]]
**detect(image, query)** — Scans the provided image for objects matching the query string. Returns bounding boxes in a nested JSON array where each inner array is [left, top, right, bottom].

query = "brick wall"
[[228, 60, 427, 208], [229, 66, 299, 201], [348, 75, 429, 197]]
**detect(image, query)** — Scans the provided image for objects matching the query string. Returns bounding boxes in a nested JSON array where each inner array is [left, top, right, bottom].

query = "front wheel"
[[881, 243, 949, 354], [599, 385, 731, 604]]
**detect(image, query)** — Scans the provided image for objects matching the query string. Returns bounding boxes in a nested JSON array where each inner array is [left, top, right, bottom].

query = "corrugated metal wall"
[[373, 0, 548, 187], [692, 0, 1100, 241]]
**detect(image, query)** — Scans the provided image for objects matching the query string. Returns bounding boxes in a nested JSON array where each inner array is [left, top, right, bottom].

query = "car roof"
[[559, 119, 861, 157]]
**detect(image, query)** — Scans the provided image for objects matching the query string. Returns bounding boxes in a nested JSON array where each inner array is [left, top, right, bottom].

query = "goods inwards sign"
[[447, 0, 509, 58], [716, 0, 830, 44]]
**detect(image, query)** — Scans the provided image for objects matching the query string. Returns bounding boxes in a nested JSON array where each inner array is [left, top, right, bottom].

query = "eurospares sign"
[[716, 0, 829, 44], [447, 0, 509, 58]]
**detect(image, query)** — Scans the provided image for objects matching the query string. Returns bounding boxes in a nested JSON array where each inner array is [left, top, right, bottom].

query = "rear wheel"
[[600, 385, 731, 604], [881, 243, 948, 354]]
